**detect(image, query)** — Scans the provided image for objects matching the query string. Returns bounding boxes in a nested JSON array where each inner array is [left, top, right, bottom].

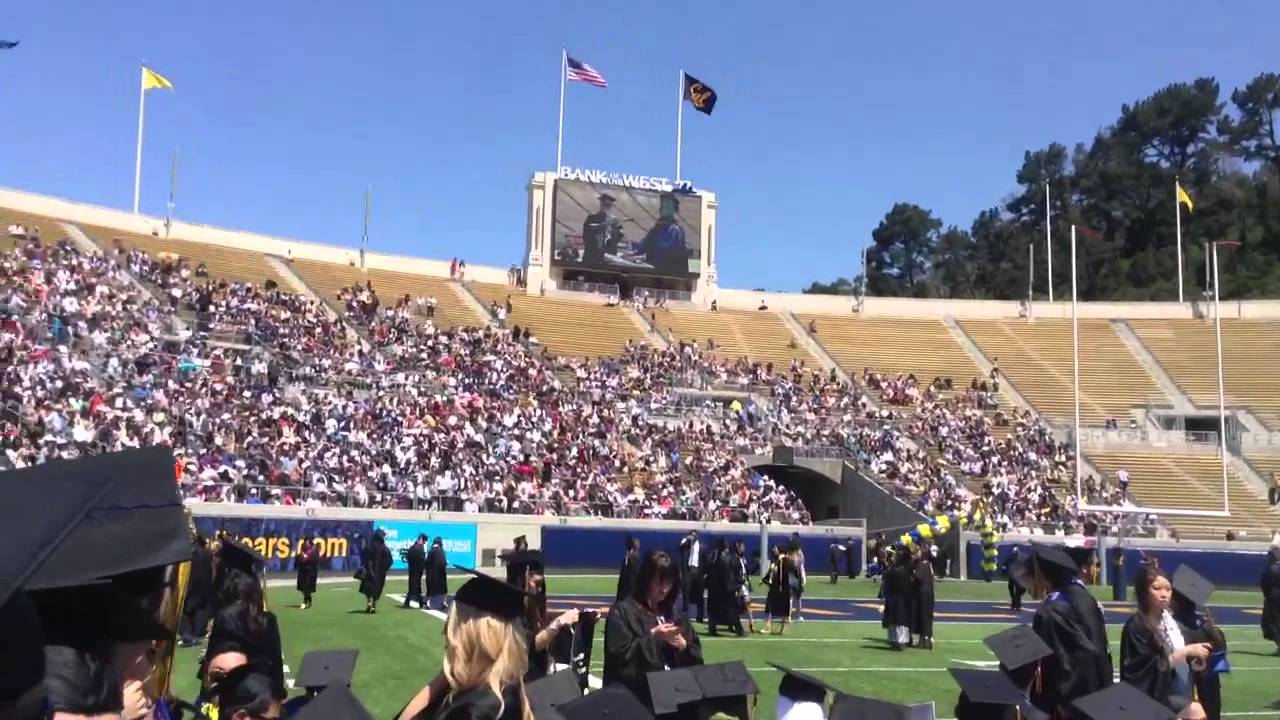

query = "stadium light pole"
[[165, 148, 178, 238], [1045, 182, 1054, 303], [1211, 240, 1240, 515], [675, 67, 685, 182], [1027, 241, 1034, 313], [361, 185, 371, 270]]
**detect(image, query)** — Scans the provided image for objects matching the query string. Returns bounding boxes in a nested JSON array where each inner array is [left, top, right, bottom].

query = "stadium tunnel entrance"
[[749, 462, 850, 523]]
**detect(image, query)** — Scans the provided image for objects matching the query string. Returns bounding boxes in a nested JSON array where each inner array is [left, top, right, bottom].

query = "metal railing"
[[560, 280, 620, 297], [1077, 427, 1220, 447], [1240, 430, 1280, 449]]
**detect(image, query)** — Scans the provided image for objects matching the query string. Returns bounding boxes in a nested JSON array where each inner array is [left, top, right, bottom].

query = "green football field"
[[172, 575, 1280, 719]]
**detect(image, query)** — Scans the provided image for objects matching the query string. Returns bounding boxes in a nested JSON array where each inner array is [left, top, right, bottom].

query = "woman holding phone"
[[603, 549, 704, 711], [1120, 564, 1212, 719]]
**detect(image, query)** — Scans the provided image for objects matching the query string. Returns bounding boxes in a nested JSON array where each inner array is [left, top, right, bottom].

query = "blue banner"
[[194, 516, 373, 573], [376, 520, 478, 571]]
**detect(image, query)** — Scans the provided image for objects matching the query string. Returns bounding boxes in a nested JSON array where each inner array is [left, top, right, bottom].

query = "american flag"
[[566, 54, 607, 89]]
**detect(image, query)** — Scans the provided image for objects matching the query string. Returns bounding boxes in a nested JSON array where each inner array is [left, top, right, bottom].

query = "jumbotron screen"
[[551, 178, 702, 278]]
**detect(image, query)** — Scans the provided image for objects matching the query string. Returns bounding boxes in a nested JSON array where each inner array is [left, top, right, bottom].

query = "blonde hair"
[[443, 601, 532, 720]]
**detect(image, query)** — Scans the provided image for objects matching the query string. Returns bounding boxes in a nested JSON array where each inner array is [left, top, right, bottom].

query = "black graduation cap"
[[1070, 681, 1176, 720], [558, 684, 653, 720], [1172, 564, 1214, 608], [645, 667, 703, 715], [505, 549, 545, 585], [831, 693, 936, 720], [3, 446, 190, 593], [220, 538, 267, 575], [1063, 544, 1096, 569], [292, 682, 374, 720], [597, 193, 617, 204], [1029, 543, 1079, 579], [294, 649, 359, 690], [691, 661, 758, 719], [949, 668, 1049, 720], [451, 565, 533, 620], [514, 535, 529, 548], [0, 592, 44, 705], [769, 662, 840, 704], [983, 625, 1053, 671], [525, 668, 582, 719]]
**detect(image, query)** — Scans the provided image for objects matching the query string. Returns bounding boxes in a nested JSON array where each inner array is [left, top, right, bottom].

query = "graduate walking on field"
[[424, 537, 449, 611], [912, 544, 936, 649], [294, 536, 320, 610], [882, 547, 914, 650], [403, 534, 427, 609]]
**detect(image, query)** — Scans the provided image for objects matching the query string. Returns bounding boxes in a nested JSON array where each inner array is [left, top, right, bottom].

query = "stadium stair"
[[622, 304, 671, 349], [1128, 319, 1280, 430], [289, 260, 487, 331], [1110, 320, 1196, 412], [780, 310, 848, 381]]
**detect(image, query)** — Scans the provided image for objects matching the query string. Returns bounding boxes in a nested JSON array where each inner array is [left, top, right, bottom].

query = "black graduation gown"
[[426, 545, 448, 597], [414, 682, 525, 720], [359, 542, 393, 600], [881, 564, 913, 629], [1024, 583, 1113, 716], [708, 551, 742, 628], [207, 604, 286, 697], [912, 559, 936, 637], [294, 545, 319, 594], [1120, 615, 1190, 714], [616, 550, 640, 602], [406, 543, 427, 596], [1173, 608, 1224, 720], [603, 596, 703, 712], [828, 544, 841, 581], [763, 559, 790, 618], [1261, 559, 1280, 643]]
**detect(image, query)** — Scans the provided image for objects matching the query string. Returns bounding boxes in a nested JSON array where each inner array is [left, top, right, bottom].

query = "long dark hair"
[[215, 568, 268, 636], [631, 550, 679, 614], [1134, 564, 1171, 640]]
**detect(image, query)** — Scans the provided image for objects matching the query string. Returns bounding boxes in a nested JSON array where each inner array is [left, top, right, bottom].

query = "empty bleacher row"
[[1128, 319, 1280, 429], [652, 307, 817, 371], [290, 259, 485, 331], [1087, 450, 1280, 539], [467, 282, 647, 358], [798, 314, 989, 386], [960, 319, 1167, 427]]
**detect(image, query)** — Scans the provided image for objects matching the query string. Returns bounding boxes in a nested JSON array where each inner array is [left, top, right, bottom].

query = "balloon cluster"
[[898, 509, 998, 574]]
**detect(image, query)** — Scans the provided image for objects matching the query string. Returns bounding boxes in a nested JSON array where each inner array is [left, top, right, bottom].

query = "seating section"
[[468, 283, 647, 357], [797, 315, 986, 384], [1, 208, 62, 252], [652, 307, 817, 370], [1128, 319, 1280, 429], [961, 319, 1166, 426], [1247, 454, 1280, 486], [290, 259, 485, 330], [78, 223, 286, 287], [1087, 451, 1280, 539]]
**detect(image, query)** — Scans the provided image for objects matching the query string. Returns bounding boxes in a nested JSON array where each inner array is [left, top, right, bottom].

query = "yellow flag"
[[1176, 181, 1194, 212], [142, 66, 174, 91]]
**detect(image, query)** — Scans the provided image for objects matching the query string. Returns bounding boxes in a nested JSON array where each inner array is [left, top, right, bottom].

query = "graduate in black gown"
[[180, 535, 215, 645], [506, 549, 574, 683], [762, 545, 791, 635], [1001, 546, 1026, 611], [616, 535, 641, 602], [912, 546, 936, 649], [603, 550, 704, 712], [1170, 565, 1227, 720], [1014, 543, 1113, 718], [208, 540, 286, 699], [881, 546, 914, 650], [1261, 546, 1280, 654], [403, 534, 427, 609], [1119, 563, 1211, 719], [395, 570, 532, 720], [294, 537, 320, 610], [425, 537, 449, 612], [357, 530, 393, 613], [706, 539, 744, 636]]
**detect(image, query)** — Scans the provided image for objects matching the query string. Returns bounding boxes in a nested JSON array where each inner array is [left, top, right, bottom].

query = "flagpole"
[[1071, 224, 1081, 498], [1045, 182, 1054, 303], [133, 66, 147, 214], [1175, 178, 1184, 303], [555, 49, 566, 173], [675, 68, 684, 182], [165, 148, 178, 237]]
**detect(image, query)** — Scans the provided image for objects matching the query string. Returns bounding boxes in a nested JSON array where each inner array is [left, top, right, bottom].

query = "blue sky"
[[2, 1, 1278, 290]]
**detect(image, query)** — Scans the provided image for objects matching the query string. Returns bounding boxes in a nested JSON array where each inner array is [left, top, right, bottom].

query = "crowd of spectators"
[[1, 228, 1142, 534]]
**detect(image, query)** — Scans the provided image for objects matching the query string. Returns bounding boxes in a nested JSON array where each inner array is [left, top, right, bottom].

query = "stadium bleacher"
[[467, 281, 647, 357], [960, 319, 1167, 427], [78, 221, 288, 288], [289, 259, 486, 330], [798, 314, 988, 385], [652, 306, 817, 372], [1087, 450, 1280, 539], [1128, 319, 1280, 429]]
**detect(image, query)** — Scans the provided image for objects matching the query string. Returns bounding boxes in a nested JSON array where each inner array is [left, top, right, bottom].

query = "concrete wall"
[[837, 463, 927, 532], [7, 184, 1280, 320]]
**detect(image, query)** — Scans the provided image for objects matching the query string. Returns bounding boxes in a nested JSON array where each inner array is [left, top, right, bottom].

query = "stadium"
[[4, 21, 1280, 720]]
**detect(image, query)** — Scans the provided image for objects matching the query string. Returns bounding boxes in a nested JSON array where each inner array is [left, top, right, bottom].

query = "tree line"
[[804, 73, 1280, 301]]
